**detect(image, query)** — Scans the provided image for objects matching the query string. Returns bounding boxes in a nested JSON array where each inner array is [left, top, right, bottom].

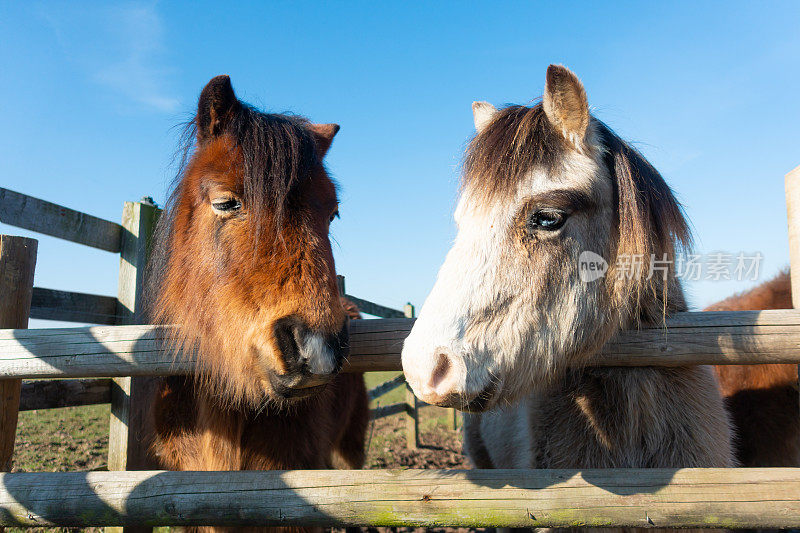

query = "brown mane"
[[152, 107, 326, 274], [596, 119, 692, 322], [705, 269, 792, 312]]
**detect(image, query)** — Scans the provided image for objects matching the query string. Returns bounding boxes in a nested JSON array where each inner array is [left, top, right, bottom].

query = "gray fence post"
[[108, 198, 159, 533], [403, 303, 419, 449]]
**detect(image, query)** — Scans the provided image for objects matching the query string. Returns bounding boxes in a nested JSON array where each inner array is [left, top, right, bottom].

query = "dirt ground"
[[365, 407, 471, 469]]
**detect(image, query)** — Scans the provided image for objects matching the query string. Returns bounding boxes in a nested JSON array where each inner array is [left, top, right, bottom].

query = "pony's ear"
[[197, 75, 240, 142], [472, 101, 498, 132], [308, 123, 340, 158], [542, 64, 589, 146]]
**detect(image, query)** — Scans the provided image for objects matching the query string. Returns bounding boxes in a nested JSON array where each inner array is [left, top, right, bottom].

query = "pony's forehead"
[[460, 104, 614, 208], [188, 135, 243, 186]]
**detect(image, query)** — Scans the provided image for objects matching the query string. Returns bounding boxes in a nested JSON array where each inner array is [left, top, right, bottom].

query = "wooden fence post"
[[0, 236, 37, 533], [0, 236, 37, 467], [336, 275, 345, 296], [108, 199, 159, 533], [784, 165, 800, 455], [786, 166, 800, 303], [403, 302, 419, 449]]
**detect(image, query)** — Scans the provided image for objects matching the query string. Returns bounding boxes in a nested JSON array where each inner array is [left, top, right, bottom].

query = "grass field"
[[10, 404, 111, 533], [12, 403, 109, 473], [364, 371, 406, 403]]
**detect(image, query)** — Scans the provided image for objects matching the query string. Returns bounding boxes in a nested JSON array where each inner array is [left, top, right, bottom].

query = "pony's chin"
[[431, 381, 499, 413], [458, 398, 496, 413], [272, 383, 329, 401], [263, 370, 333, 401]]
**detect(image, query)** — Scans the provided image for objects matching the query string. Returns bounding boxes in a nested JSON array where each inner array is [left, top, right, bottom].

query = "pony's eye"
[[211, 198, 242, 213], [529, 209, 567, 231], [329, 210, 340, 224]]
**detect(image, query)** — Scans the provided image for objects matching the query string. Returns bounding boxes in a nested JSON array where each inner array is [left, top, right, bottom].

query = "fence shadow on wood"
[[2, 471, 392, 527], [461, 466, 677, 495], [0, 469, 687, 527], [8, 326, 179, 377], [4, 468, 798, 529]]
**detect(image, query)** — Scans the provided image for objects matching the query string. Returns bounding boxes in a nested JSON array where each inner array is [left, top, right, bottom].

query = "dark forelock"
[[462, 103, 568, 201]]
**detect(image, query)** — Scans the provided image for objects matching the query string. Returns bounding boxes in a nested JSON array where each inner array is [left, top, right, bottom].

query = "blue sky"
[[2, 1, 799, 327]]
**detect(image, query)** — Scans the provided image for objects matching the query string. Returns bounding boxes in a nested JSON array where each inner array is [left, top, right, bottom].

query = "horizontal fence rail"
[[2, 310, 800, 378], [19, 379, 111, 411], [0, 468, 799, 528], [0, 187, 122, 253], [28, 288, 395, 328], [30, 288, 119, 325], [344, 294, 406, 319], [370, 402, 414, 419], [367, 374, 406, 400]]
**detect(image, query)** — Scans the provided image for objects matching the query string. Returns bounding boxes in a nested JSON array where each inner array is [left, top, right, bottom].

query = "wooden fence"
[[0, 166, 799, 528], [363, 302, 432, 449]]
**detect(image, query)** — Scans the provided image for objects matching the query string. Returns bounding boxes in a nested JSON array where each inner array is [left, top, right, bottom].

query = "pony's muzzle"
[[270, 315, 349, 395], [404, 346, 498, 411]]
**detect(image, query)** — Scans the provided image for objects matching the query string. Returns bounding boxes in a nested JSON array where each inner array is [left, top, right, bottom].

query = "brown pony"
[[145, 76, 368, 531], [706, 270, 799, 466]]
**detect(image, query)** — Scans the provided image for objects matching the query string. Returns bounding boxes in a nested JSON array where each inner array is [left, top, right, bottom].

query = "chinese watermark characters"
[[578, 251, 763, 282]]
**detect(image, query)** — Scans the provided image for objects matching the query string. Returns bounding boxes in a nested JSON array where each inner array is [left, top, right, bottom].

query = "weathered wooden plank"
[[344, 294, 405, 318], [1, 468, 799, 528], [30, 287, 119, 325], [367, 374, 406, 400], [19, 379, 111, 411], [0, 325, 184, 378], [346, 318, 410, 370], [402, 304, 419, 448], [3, 309, 800, 378], [0, 188, 122, 253], [0, 236, 37, 485]]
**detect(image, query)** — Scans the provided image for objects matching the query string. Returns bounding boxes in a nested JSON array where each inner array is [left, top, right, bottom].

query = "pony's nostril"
[[272, 315, 306, 371], [272, 315, 345, 378], [429, 348, 454, 393]]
